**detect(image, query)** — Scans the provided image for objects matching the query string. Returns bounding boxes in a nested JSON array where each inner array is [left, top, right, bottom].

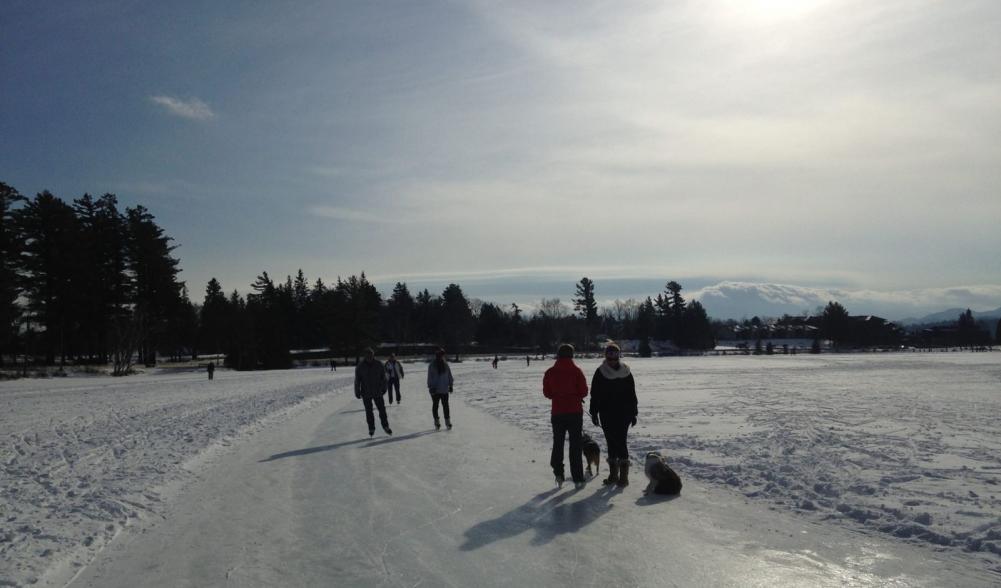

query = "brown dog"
[[581, 432, 601, 477], [644, 451, 682, 495]]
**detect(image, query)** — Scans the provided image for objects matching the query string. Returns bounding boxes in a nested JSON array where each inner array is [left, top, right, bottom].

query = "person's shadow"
[[459, 483, 620, 551], [258, 430, 436, 462]]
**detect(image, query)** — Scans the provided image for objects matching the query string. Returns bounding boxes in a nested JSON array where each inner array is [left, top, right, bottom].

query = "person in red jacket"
[[543, 343, 589, 487]]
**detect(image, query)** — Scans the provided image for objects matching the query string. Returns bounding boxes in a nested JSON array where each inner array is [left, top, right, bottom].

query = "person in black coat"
[[588, 343, 637, 487]]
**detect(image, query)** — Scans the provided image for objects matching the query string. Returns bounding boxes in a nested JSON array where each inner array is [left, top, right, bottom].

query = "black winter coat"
[[588, 362, 638, 424]]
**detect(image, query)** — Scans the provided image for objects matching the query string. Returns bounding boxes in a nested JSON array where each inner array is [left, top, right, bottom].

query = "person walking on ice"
[[589, 343, 637, 487], [543, 343, 588, 488], [355, 348, 392, 437], [427, 348, 454, 430], [206, 361, 215, 380], [385, 353, 404, 404]]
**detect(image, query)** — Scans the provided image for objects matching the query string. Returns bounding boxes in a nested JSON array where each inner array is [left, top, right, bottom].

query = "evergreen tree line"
[[1, 182, 189, 373], [195, 275, 718, 369]]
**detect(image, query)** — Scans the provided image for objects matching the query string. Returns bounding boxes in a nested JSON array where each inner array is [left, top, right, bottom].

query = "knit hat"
[[557, 343, 575, 358]]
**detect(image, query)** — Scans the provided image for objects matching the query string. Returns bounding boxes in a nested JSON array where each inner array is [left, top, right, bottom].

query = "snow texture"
[[2, 354, 1000, 586], [465, 353, 1001, 575], [1, 367, 348, 586]]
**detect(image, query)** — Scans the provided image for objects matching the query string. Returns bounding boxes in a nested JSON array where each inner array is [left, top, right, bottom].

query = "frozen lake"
[[2, 352, 1000, 585], [465, 352, 1001, 574]]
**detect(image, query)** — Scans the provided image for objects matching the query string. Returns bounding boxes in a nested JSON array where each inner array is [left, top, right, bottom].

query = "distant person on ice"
[[492, 355, 499, 369], [427, 348, 454, 430], [589, 343, 637, 487], [385, 353, 404, 404], [355, 348, 392, 437], [543, 343, 588, 488], [330, 359, 336, 371], [207, 361, 215, 380]]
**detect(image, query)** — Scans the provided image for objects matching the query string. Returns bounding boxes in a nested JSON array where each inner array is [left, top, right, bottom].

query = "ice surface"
[[2, 354, 1000, 586]]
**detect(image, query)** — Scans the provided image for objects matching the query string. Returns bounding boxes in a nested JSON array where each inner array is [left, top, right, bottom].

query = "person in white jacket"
[[385, 353, 405, 404], [426, 348, 454, 430]]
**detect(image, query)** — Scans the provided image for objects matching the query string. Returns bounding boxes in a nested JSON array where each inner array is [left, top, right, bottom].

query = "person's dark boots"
[[602, 459, 619, 486], [434, 418, 441, 430], [617, 459, 630, 487], [369, 429, 375, 437], [445, 418, 452, 430], [555, 470, 565, 488]]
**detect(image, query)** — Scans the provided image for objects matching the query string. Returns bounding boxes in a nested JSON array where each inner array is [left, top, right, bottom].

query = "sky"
[[2, 0, 1000, 317]]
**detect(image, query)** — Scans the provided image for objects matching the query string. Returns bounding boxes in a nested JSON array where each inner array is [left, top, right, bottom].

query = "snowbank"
[[0, 368, 351, 586]]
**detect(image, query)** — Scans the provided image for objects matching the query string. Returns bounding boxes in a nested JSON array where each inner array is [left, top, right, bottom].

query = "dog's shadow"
[[460, 484, 619, 551], [634, 492, 681, 506]]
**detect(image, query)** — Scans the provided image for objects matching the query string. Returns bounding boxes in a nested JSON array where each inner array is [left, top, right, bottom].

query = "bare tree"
[[111, 310, 145, 376]]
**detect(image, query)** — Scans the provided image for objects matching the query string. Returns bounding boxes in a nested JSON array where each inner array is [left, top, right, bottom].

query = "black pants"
[[387, 378, 401, 403], [551, 413, 584, 482], [601, 417, 630, 461], [431, 393, 450, 420], [362, 395, 389, 432]]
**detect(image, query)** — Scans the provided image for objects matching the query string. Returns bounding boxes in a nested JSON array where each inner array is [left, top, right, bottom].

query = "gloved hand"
[[590, 414, 600, 427], [355, 392, 361, 399], [630, 416, 637, 428]]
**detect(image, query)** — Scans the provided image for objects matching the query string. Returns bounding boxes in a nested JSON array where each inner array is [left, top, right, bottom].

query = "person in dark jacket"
[[427, 348, 454, 430], [355, 348, 392, 437], [589, 343, 637, 487], [543, 343, 589, 487]]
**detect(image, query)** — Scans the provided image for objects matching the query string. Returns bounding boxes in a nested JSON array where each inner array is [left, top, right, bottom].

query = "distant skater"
[[355, 348, 392, 437], [543, 344, 588, 488], [207, 361, 215, 380], [427, 348, 454, 430], [526, 355, 530, 367], [492, 355, 499, 369], [385, 353, 404, 404], [589, 343, 637, 487], [330, 359, 336, 371]]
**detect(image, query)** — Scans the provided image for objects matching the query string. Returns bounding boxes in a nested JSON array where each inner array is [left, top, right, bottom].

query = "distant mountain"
[[898, 306, 1001, 326], [690, 281, 1001, 322]]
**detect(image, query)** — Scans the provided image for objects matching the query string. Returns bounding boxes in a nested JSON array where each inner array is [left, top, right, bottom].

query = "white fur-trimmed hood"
[[598, 361, 631, 380]]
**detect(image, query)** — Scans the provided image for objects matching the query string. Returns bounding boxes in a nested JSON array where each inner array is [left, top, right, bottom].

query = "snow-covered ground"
[[466, 353, 1001, 575], [1, 367, 351, 586], [2, 353, 1000, 586]]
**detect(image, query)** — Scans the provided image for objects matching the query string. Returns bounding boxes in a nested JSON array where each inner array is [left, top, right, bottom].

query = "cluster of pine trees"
[[2, 180, 722, 373], [1, 182, 189, 374]]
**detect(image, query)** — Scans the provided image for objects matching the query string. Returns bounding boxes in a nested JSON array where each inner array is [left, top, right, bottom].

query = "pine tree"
[[573, 277, 598, 352], [385, 282, 415, 346], [440, 283, 474, 356], [199, 278, 229, 354], [820, 301, 850, 348], [15, 191, 82, 364], [73, 193, 129, 362], [125, 205, 183, 365], [0, 182, 26, 365]]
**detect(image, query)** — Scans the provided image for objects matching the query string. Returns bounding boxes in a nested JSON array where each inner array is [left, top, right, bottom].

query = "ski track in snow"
[[2, 354, 1001, 585], [463, 353, 1001, 576], [0, 367, 352, 587]]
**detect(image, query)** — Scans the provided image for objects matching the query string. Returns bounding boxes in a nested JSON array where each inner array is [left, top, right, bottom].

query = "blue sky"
[[3, 0, 1000, 315]]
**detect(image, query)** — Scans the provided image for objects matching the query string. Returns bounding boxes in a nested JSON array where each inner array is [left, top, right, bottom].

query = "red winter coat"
[[542, 358, 588, 414]]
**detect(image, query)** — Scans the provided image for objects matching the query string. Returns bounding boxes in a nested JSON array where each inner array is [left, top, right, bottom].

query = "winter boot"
[[434, 418, 441, 431], [369, 429, 375, 437], [445, 418, 452, 430], [383, 426, 393, 436], [555, 471, 565, 488], [602, 459, 619, 486], [616, 459, 630, 487]]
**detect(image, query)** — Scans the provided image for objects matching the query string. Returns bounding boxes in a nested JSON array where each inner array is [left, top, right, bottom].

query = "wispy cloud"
[[309, 205, 398, 224], [149, 95, 216, 120]]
